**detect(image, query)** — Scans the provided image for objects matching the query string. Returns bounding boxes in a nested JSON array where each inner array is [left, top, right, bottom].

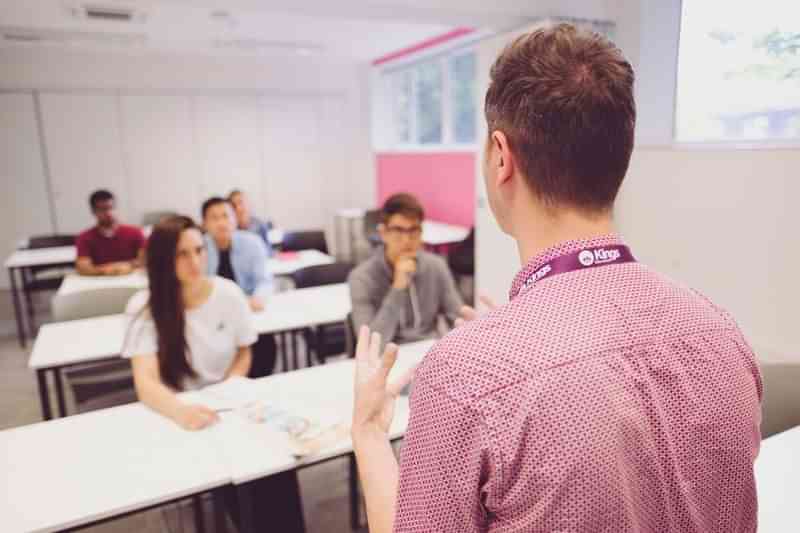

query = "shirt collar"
[[509, 234, 625, 300]]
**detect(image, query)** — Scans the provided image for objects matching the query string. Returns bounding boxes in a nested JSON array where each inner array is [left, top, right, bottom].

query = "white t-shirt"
[[123, 276, 257, 390]]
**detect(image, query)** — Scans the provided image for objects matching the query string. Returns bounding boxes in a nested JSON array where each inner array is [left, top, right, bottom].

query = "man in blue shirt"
[[202, 197, 277, 376], [228, 189, 274, 253]]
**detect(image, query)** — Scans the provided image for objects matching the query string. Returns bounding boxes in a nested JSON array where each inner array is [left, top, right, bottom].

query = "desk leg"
[[280, 333, 289, 373], [236, 483, 255, 533], [349, 453, 360, 530], [36, 369, 53, 421], [213, 488, 228, 533], [8, 267, 26, 348], [54, 367, 67, 418], [291, 330, 299, 370], [192, 495, 206, 533]]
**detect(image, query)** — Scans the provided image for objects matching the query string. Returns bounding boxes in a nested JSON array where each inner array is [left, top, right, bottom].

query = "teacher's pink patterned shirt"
[[395, 235, 762, 532]]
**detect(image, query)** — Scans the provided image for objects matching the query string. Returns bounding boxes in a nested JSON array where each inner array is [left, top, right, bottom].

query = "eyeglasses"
[[385, 225, 422, 239]]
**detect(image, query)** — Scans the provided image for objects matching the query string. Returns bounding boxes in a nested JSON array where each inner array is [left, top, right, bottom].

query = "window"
[[449, 51, 477, 144], [415, 60, 443, 144], [676, 0, 800, 143], [379, 48, 477, 149]]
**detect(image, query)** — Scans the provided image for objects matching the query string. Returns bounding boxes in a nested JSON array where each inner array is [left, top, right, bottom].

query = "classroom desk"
[[0, 402, 230, 533], [3, 339, 433, 533], [52, 250, 335, 300], [422, 220, 470, 253], [5, 246, 77, 347], [268, 249, 334, 277], [755, 425, 800, 531], [30, 283, 352, 420], [206, 339, 433, 533]]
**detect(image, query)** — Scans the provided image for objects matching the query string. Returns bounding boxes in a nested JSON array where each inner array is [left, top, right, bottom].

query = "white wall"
[[617, 147, 799, 358], [0, 46, 376, 287]]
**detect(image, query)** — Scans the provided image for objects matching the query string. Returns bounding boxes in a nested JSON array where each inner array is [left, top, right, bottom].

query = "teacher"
[[351, 24, 761, 533]]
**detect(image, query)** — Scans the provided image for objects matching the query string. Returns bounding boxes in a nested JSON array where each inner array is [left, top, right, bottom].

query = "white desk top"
[[52, 250, 334, 298], [422, 220, 470, 246], [31, 284, 352, 370], [268, 250, 334, 276], [755, 426, 800, 531], [56, 272, 148, 297], [0, 402, 229, 533], [5, 246, 77, 269], [207, 339, 433, 485]]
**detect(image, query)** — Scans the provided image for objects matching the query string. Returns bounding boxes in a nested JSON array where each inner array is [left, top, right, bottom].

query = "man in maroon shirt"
[[351, 24, 762, 533], [76, 190, 146, 276]]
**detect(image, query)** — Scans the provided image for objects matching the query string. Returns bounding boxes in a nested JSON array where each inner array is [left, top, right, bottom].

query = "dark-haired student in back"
[[76, 189, 145, 276], [351, 24, 761, 533], [228, 189, 274, 253], [348, 193, 463, 345], [124, 215, 305, 533]]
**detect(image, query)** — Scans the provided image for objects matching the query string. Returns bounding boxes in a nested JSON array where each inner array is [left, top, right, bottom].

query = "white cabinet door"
[[119, 94, 202, 223], [261, 96, 325, 231], [192, 94, 265, 215], [40, 92, 130, 234], [0, 93, 55, 287]]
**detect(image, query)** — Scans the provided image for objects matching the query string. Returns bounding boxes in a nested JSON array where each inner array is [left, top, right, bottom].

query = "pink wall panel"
[[376, 152, 475, 227]]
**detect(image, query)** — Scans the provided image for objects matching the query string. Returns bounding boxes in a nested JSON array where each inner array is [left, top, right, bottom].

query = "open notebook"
[[191, 377, 350, 458]]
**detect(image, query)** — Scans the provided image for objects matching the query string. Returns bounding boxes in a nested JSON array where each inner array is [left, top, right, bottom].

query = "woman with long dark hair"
[[123, 215, 306, 532], [124, 215, 255, 429]]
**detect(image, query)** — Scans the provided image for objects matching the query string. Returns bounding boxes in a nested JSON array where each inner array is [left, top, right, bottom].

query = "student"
[[351, 24, 762, 533], [228, 189, 274, 252], [202, 197, 278, 376], [348, 193, 463, 344], [124, 215, 305, 532], [76, 189, 145, 276]]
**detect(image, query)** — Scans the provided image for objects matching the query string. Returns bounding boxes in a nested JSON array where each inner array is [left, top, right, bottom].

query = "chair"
[[141, 211, 178, 226], [53, 286, 141, 413], [281, 230, 329, 254], [21, 234, 76, 332], [292, 263, 354, 364], [447, 227, 475, 304], [363, 209, 382, 248]]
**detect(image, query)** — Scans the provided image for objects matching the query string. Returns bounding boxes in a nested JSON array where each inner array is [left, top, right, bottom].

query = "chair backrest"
[[141, 211, 178, 227], [292, 262, 354, 289], [363, 209, 382, 247], [52, 286, 141, 322], [282, 230, 328, 254], [447, 227, 476, 276], [345, 312, 356, 358], [28, 234, 76, 249]]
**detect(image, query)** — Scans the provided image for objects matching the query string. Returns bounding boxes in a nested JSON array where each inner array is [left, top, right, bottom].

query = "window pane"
[[415, 60, 442, 144], [390, 70, 412, 144], [450, 51, 477, 143], [676, 0, 800, 142]]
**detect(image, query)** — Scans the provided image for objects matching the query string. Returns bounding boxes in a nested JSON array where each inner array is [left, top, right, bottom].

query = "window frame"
[[374, 44, 479, 152]]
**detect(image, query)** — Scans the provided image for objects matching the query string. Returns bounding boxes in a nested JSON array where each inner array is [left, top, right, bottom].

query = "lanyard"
[[520, 245, 637, 294]]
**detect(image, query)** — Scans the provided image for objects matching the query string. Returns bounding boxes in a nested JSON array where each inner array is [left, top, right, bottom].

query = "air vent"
[[65, 3, 147, 23], [84, 5, 134, 22]]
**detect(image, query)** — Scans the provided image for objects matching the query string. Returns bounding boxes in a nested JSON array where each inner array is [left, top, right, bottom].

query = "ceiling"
[[0, 1, 615, 61]]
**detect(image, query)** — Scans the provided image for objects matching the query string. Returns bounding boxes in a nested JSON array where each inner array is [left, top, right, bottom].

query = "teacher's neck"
[[514, 206, 616, 266]]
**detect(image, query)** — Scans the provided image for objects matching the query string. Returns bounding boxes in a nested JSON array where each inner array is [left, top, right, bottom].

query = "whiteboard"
[[261, 96, 325, 231], [119, 94, 202, 223], [39, 92, 129, 234], [192, 94, 266, 216]]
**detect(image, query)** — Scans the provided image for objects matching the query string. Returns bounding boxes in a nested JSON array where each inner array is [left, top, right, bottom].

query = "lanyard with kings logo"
[[520, 245, 637, 294]]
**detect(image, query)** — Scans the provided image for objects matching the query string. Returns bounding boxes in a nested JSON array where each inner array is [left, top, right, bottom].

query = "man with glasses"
[[76, 189, 146, 276], [348, 193, 463, 344]]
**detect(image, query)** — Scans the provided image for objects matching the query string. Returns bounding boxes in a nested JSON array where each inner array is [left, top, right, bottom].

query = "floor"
[[0, 289, 371, 533]]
